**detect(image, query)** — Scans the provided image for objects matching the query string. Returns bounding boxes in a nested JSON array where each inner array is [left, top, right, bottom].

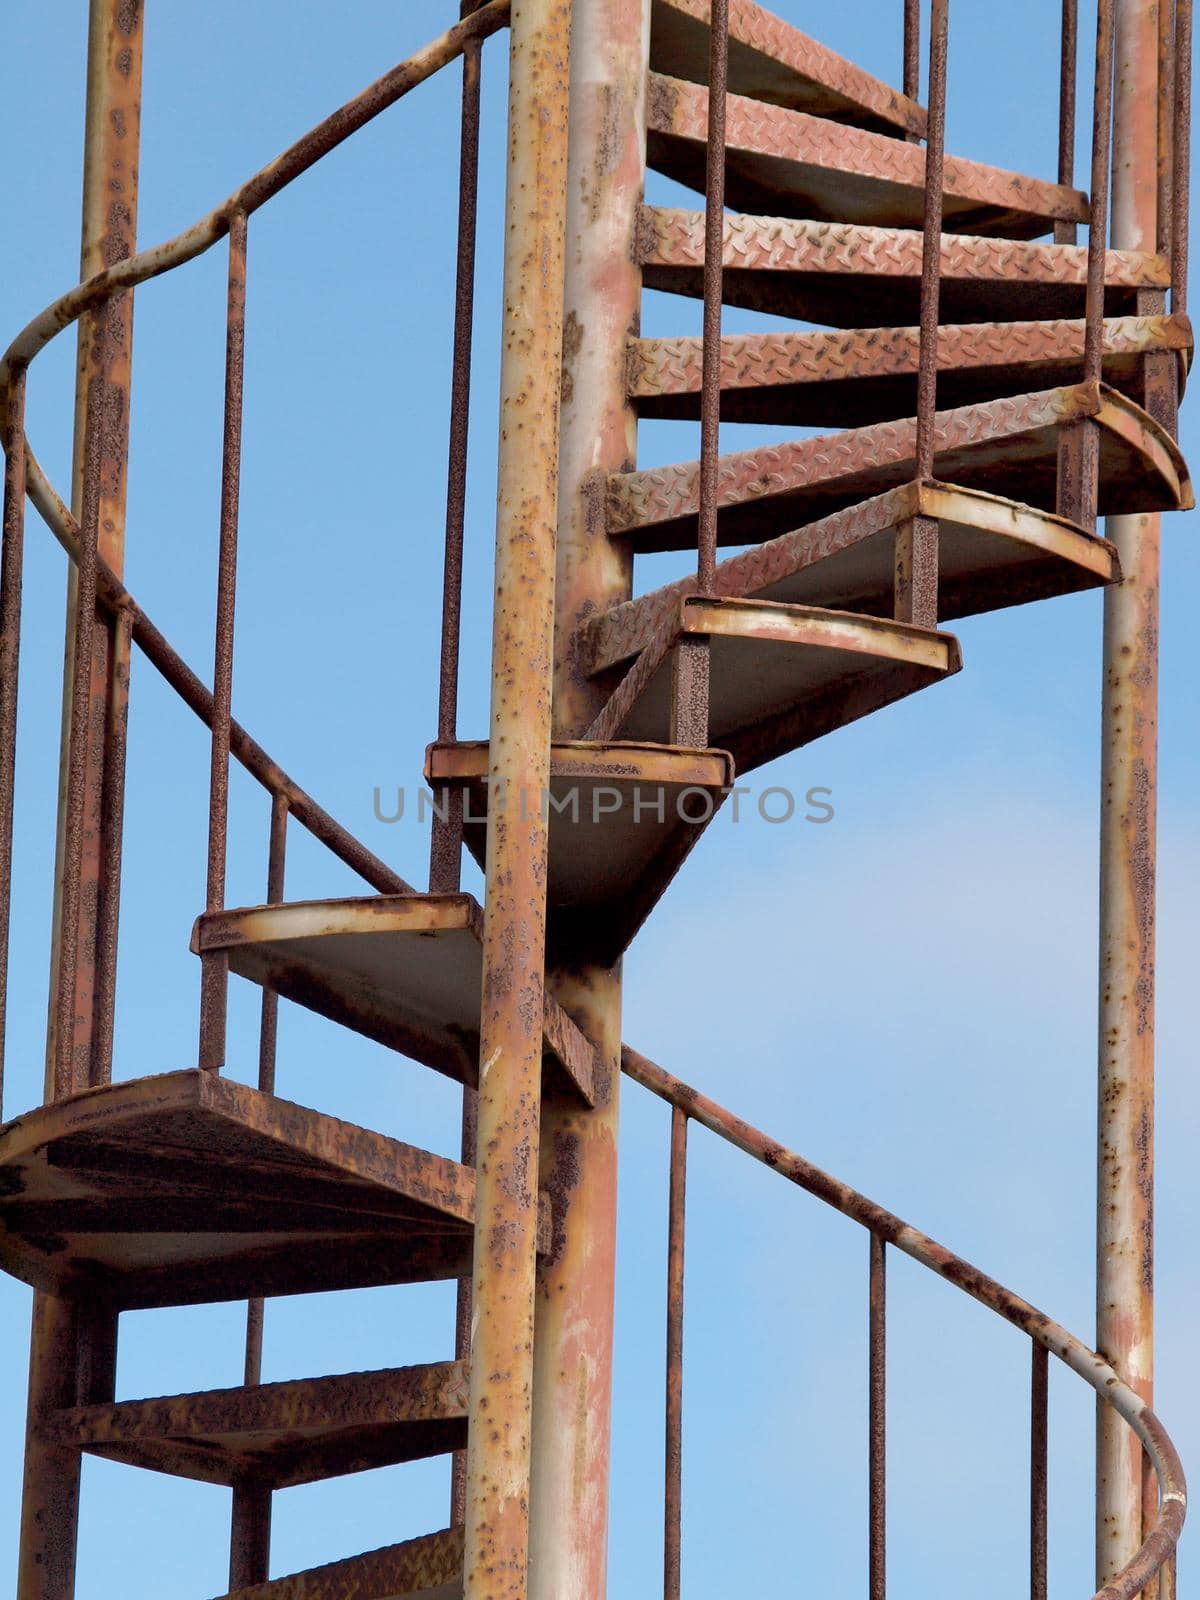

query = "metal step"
[[580, 596, 961, 773], [192, 893, 595, 1105], [424, 741, 734, 964], [42, 1361, 467, 1489], [606, 383, 1191, 552], [0, 1072, 548, 1309], [646, 74, 1088, 239], [217, 1526, 461, 1600], [629, 315, 1192, 429], [639, 206, 1169, 326], [649, 0, 925, 138], [584, 486, 1119, 670]]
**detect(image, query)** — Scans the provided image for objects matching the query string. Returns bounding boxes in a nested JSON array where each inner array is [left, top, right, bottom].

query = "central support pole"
[[463, 2, 571, 1596], [1096, 0, 1161, 1581], [527, 4, 650, 1599]]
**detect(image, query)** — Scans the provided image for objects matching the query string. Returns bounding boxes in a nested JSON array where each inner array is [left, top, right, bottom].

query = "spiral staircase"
[[0, 1, 1190, 1597]]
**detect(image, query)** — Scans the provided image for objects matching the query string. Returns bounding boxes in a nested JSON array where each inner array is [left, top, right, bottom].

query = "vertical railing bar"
[[243, 794, 287, 1389], [1172, 0, 1192, 312], [255, 791, 288, 1102], [441, 25, 484, 1527], [1157, 0, 1176, 261], [230, 785, 284, 1592], [431, 19, 483, 895], [91, 604, 133, 1087], [0, 367, 28, 1118], [664, 1105, 687, 1600], [1030, 1340, 1049, 1600], [1084, 0, 1117, 394], [869, 1232, 886, 1600], [903, 0, 921, 105], [1057, 0, 1080, 242], [696, 0, 728, 596], [54, 376, 105, 1100], [914, 0, 948, 486], [199, 211, 248, 1072], [450, 1082, 479, 1526]]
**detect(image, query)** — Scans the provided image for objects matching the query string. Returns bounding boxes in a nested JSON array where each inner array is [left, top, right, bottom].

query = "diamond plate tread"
[[606, 383, 1191, 551], [628, 314, 1192, 427], [218, 1526, 462, 1600], [43, 1361, 470, 1490], [646, 73, 1089, 239], [650, 0, 925, 137], [582, 482, 1119, 672], [639, 206, 1167, 326]]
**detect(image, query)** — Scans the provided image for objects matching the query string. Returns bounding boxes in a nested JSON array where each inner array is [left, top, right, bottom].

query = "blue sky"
[[0, 1, 1196, 1595]]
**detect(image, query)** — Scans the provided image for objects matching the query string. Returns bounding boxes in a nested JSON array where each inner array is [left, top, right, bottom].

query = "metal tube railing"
[[664, 1105, 687, 1600], [671, 0, 729, 750], [903, 0, 920, 105], [1172, 0, 1192, 312], [1058, 0, 1080, 243], [0, 9, 504, 1107], [697, 0, 728, 600], [431, 24, 484, 895], [894, 0, 947, 631], [1158, 0, 1176, 262], [199, 213, 248, 1073], [621, 1043, 1186, 1600], [869, 1233, 887, 1600], [25, 458, 413, 896], [1084, 1, 1116, 392], [229, 788, 288, 1590], [53, 380, 105, 1099], [0, 368, 27, 1118], [92, 603, 132, 1088], [0, 4, 511, 398], [1031, 1340, 1049, 1600], [914, 0, 948, 487]]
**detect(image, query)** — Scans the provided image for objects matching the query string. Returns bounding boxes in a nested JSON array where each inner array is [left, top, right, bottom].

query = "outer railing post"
[[431, 26, 484, 901], [1031, 1341, 1049, 1600], [894, 0, 947, 629], [0, 367, 28, 1118], [869, 1234, 886, 1600], [198, 213, 248, 1072], [462, 1, 571, 1595], [1058, 0, 1115, 532], [672, 0, 728, 749], [1058, 0, 1080, 242], [664, 1108, 687, 1600], [228, 791, 286, 1591]]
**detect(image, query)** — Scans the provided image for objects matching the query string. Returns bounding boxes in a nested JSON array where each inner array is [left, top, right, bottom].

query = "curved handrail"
[[621, 1044, 1186, 1599], [0, 0, 509, 393], [0, 3, 511, 901]]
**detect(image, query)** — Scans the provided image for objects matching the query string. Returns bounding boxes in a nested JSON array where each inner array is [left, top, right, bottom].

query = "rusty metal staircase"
[[0, 1, 1190, 1597]]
